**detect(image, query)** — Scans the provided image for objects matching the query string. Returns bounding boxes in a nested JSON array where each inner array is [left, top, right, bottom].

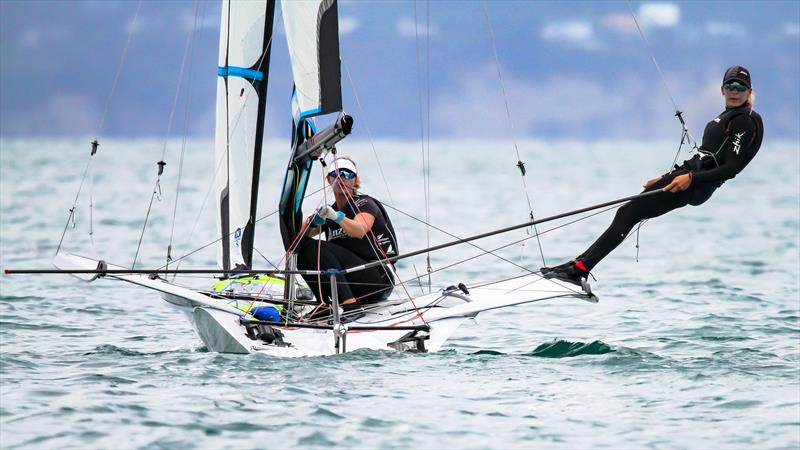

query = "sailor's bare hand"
[[643, 176, 662, 189], [662, 173, 692, 193]]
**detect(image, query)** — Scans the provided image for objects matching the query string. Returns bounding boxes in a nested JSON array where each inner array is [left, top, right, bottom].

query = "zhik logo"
[[733, 132, 746, 154]]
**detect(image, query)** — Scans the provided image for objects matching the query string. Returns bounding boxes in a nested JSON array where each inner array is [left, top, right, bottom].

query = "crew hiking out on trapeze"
[[542, 65, 764, 286], [296, 157, 399, 311]]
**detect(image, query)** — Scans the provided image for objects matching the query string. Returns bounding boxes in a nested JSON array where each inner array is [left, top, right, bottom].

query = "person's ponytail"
[[747, 89, 756, 110]]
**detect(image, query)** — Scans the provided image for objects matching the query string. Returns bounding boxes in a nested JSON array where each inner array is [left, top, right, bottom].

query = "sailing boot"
[[541, 260, 590, 288], [540, 260, 578, 277]]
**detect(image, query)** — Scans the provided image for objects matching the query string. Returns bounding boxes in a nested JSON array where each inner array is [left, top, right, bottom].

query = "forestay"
[[214, 0, 276, 272]]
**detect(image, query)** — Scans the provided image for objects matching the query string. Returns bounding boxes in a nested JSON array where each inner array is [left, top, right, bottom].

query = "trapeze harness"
[[296, 194, 399, 306], [577, 105, 764, 271]]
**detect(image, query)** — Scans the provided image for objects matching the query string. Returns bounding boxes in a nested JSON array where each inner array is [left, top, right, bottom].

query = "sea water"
[[1, 138, 798, 449]]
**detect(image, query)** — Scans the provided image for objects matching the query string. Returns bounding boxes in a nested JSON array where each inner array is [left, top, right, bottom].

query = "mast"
[[214, 0, 276, 273], [278, 0, 344, 250]]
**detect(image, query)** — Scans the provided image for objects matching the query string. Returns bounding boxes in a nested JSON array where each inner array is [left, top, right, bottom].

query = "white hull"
[[55, 253, 596, 357]]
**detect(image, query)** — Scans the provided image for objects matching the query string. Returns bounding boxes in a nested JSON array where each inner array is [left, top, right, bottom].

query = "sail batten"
[[214, 0, 276, 272]]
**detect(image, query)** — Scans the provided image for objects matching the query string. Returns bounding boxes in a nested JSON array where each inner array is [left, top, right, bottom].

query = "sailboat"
[[44, 0, 602, 356]]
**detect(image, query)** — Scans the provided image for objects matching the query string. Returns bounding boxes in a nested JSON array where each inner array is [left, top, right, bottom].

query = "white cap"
[[328, 158, 357, 176]]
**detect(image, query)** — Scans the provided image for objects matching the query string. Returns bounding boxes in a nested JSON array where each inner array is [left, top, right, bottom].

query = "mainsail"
[[215, 0, 276, 272], [278, 0, 343, 249]]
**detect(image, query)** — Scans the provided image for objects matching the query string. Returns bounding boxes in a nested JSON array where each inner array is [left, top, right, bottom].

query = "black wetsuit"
[[578, 105, 764, 271], [297, 194, 398, 305]]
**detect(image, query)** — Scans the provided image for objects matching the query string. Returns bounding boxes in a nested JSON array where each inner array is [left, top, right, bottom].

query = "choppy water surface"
[[1, 138, 799, 449]]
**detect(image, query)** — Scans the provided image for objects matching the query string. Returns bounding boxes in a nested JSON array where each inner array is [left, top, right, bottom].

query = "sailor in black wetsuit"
[[297, 157, 398, 309], [543, 66, 764, 286]]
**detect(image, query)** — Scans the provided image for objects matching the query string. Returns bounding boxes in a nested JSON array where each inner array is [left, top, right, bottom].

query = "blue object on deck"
[[251, 306, 280, 322]]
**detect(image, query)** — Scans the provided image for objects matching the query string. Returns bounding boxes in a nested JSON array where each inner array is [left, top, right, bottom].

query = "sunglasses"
[[723, 82, 749, 92], [327, 169, 356, 180]]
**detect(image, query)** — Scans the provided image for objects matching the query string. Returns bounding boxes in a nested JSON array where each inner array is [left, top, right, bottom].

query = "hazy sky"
[[1, 0, 798, 141]]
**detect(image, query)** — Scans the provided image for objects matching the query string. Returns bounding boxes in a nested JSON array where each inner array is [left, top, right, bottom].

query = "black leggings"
[[296, 237, 394, 305], [578, 171, 716, 271]]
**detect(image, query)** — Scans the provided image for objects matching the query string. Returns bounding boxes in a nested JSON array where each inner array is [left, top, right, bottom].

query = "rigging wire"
[[170, 7, 282, 275], [425, 0, 433, 291], [170, 146, 229, 273], [330, 163, 426, 324], [625, 0, 700, 258], [625, 0, 698, 162], [97, 1, 143, 137], [164, 183, 330, 272], [481, 0, 547, 268], [167, 0, 203, 276], [131, 1, 200, 268], [412, 0, 433, 292], [56, 1, 143, 255], [132, 0, 199, 269], [626, 1, 680, 120], [55, 143, 95, 255], [340, 61, 425, 294], [342, 63, 395, 206], [216, 8, 280, 273], [382, 202, 537, 275], [253, 247, 279, 270], [132, 164, 165, 269], [395, 203, 621, 289]]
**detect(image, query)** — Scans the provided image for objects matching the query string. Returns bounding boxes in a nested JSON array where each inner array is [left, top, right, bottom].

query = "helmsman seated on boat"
[[298, 157, 399, 309]]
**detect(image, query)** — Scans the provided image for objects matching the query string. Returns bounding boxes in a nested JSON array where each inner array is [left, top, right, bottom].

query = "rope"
[[96, 0, 143, 136], [55, 151, 93, 255], [341, 61, 423, 293], [132, 172, 164, 269], [167, 1, 203, 274], [252, 247, 279, 270], [170, 7, 281, 276], [625, 0, 700, 259], [625, 0, 681, 116], [56, 2, 142, 254], [88, 165, 94, 246], [163, 183, 331, 272], [170, 145, 230, 273], [330, 167, 426, 324], [382, 202, 537, 275], [482, 0, 546, 268], [133, 1, 199, 270], [341, 64, 394, 204], [395, 203, 622, 288], [412, 0, 434, 291]]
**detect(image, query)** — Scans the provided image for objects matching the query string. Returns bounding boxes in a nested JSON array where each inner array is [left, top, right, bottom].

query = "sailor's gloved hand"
[[318, 206, 345, 223], [310, 212, 326, 226]]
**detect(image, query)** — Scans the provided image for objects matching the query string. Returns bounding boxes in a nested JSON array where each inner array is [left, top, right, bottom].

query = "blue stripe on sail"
[[299, 108, 322, 119], [217, 66, 263, 81], [295, 108, 323, 129]]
